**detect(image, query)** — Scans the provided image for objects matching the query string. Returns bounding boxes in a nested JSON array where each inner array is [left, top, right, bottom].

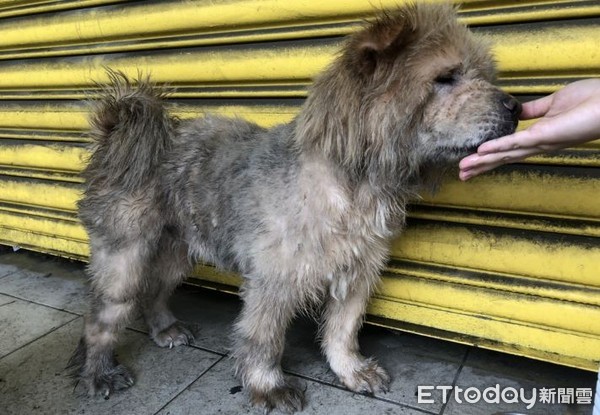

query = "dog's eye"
[[434, 73, 457, 85]]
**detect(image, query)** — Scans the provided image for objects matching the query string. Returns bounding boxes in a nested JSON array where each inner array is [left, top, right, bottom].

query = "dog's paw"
[[152, 322, 194, 349], [250, 383, 306, 414], [84, 364, 135, 399], [341, 359, 390, 395]]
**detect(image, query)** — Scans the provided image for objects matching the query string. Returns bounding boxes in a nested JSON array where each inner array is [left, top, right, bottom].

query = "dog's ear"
[[350, 10, 417, 77]]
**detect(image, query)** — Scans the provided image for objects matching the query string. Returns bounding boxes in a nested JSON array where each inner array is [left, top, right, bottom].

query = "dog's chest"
[[249, 159, 393, 293]]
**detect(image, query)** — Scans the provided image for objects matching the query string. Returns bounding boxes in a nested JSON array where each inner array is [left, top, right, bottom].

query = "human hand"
[[459, 78, 600, 181]]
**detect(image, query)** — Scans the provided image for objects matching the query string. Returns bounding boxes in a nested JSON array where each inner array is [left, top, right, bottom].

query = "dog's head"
[[298, 2, 520, 177], [344, 2, 520, 164]]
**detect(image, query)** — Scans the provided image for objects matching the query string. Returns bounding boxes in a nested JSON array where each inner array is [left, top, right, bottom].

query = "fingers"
[[457, 131, 529, 181], [476, 128, 533, 155], [519, 94, 554, 120], [458, 147, 538, 181], [458, 152, 500, 181], [459, 161, 499, 181]]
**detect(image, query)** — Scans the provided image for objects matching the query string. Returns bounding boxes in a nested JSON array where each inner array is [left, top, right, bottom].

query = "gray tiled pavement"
[[0, 249, 596, 414]]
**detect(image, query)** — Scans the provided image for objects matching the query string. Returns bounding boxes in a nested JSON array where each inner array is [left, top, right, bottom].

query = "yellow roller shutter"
[[0, 0, 598, 371]]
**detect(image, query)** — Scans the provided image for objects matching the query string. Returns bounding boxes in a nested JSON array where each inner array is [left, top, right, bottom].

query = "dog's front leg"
[[232, 278, 305, 413], [321, 278, 390, 394]]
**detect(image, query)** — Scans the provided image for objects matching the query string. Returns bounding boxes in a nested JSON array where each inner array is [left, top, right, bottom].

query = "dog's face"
[[344, 4, 520, 165], [412, 48, 521, 162]]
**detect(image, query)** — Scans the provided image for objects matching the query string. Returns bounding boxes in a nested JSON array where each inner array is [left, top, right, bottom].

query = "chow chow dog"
[[69, 2, 520, 412]]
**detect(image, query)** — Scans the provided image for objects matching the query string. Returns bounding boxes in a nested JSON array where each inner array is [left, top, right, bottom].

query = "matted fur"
[[70, 2, 519, 412]]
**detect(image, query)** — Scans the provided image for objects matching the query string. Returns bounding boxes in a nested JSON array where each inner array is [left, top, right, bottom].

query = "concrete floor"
[[0, 249, 596, 415]]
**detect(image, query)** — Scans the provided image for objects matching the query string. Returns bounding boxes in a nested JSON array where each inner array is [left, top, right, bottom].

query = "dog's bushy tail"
[[83, 70, 174, 190]]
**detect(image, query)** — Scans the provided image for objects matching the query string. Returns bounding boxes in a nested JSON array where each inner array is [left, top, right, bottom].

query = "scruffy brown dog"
[[69, 2, 520, 413]]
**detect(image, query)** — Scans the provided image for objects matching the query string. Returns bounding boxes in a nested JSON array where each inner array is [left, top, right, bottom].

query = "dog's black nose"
[[502, 95, 522, 118]]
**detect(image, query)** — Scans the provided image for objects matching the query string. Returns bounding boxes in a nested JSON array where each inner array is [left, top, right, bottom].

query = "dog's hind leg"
[[232, 277, 306, 413], [141, 232, 194, 348], [69, 241, 151, 398], [321, 278, 390, 395]]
